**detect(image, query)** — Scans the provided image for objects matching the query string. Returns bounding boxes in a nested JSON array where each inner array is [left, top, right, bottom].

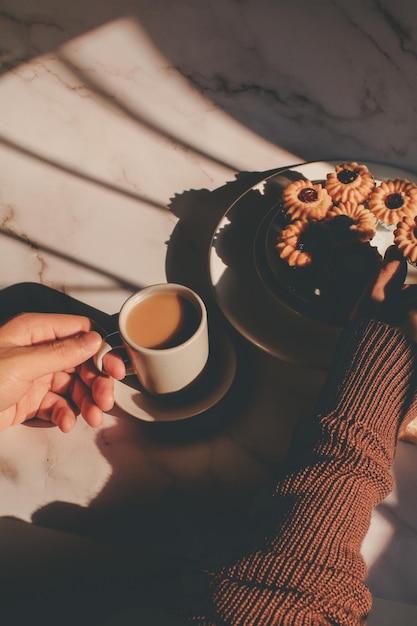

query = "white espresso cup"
[[94, 283, 209, 395]]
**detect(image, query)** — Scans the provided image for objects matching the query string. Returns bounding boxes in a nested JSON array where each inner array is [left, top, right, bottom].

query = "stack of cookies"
[[276, 161, 417, 267]]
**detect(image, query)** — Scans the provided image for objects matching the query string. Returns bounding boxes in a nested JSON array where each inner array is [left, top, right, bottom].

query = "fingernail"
[[79, 331, 102, 353]]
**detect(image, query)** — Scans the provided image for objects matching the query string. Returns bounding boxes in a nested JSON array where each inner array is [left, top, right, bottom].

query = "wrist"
[[316, 318, 417, 440]]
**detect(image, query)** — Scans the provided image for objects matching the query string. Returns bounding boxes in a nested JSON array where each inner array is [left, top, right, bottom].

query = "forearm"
[[193, 319, 417, 626]]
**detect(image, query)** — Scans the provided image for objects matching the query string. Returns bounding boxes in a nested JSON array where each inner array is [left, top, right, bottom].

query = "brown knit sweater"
[[187, 319, 417, 626]]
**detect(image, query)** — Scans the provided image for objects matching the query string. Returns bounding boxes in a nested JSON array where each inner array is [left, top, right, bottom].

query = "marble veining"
[[0, 1, 417, 621]]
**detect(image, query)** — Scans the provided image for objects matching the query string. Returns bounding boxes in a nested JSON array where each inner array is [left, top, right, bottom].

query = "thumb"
[[19, 331, 102, 379], [368, 260, 404, 304], [351, 246, 407, 321]]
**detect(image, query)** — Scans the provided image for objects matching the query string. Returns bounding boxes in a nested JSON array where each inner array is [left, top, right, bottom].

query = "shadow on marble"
[[0, 133, 168, 212], [2, 171, 416, 619], [165, 169, 276, 306], [0, 227, 142, 294], [57, 52, 238, 173], [0, 276, 260, 622], [2, 1, 417, 171], [22, 172, 318, 576]]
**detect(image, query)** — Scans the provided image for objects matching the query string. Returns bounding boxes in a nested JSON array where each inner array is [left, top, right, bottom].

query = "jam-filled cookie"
[[282, 179, 332, 221], [368, 178, 417, 226], [325, 162, 375, 204], [326, 201, 376, 242], [394, 215, 417, 263]]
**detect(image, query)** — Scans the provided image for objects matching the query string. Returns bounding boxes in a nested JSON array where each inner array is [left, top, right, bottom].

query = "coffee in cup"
[[94, 283, 209, 395], [125, 291, 201, 350]]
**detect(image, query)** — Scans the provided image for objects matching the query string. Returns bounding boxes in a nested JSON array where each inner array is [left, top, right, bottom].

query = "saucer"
[[209, 160, 417, 368], [113, 325, 236, 422]]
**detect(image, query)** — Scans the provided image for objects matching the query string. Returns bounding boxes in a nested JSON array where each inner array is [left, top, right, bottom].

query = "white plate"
[[114, 325, 236, 422], [209, 160, 417, 368]]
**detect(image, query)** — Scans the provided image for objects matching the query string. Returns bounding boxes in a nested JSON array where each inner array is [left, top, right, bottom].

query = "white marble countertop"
[[1, 1, 417, 624]]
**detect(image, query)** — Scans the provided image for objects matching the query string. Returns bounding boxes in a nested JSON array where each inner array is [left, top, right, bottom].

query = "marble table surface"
[[1, 1, 417, 624]]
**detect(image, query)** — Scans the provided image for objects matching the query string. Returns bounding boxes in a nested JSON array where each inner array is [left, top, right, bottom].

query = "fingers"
[[0, 313, 94, 345], [80, 353, 126, 385], [369, 260, 404, 304], [36, 392, 80, 433], [0, 313, 104, 381], [71, 376, 106, 428], [38, 379, 106, 433], [77, 353, 125, 414], [17, 331, 103, 381], [36, 350, 125, 432], [49, 370, 108, 430], [369, 246, 407, 304], [0, 313, 125, 433], [102, 351, 126, 380], [36, 335, 125, 418], [352, 246, 409, 321], [76, 373, 115, 414]]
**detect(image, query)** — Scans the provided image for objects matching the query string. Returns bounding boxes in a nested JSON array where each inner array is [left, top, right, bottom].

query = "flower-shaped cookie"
[[282, 179, 332, 221], [368, 178, 417, 226], [326, 201, 376, 242], [276, 220, 313, 267], [394, 215, 417, 263], [325, 162, 375, 204]]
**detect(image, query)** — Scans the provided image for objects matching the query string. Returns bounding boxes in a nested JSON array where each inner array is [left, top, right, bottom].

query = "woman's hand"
[[353, 246, 417, 338], [0, 313, 125, 433]]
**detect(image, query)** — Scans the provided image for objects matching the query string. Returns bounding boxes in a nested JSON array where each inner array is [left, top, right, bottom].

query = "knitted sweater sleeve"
[[192, 319, 417, 626]]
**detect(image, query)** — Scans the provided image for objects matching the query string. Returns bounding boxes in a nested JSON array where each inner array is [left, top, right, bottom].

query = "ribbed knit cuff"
[[315, 318, 417, 445]]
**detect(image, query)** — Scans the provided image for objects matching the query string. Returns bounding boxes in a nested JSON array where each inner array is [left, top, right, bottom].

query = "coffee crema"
[[125, 292, 201, 349]]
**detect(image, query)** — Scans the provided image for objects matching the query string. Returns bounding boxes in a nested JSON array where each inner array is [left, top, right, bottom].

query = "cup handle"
[[94, 341, 114, 373], [93, 332, 125, 374]]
